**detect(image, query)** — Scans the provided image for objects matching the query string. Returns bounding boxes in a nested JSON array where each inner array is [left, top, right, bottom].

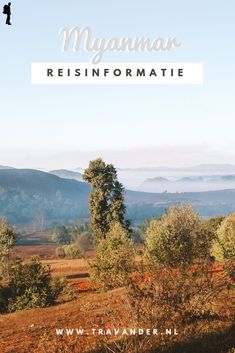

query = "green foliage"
[[205, 216, 225, 234], [132, 218, 156, 244], [145, 205, 211, 268], [63, 244, 82, 259], [204, 216, 225, 242], [107, 180, 130, 230], [69, 220, 90, 242], [90, 222, 135, 290], [6, 257, 65, 312], [0, 284, 10, 313], [130, 228, 143, 244], [212, 213, 235, 260], [50, 276, 68, 300], [51, 225, 71, 245], [83, 158, 130, 241], [0, 218, 16, 278]]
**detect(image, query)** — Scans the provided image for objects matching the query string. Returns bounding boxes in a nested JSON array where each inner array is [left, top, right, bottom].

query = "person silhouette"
[[3, 2, 11, 25]]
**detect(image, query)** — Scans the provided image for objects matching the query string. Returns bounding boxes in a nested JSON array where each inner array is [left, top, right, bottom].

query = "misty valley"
[[1, 165, 235, 227]]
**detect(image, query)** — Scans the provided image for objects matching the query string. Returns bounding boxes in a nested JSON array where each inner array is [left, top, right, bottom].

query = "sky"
[[0, 0, 234, 169]]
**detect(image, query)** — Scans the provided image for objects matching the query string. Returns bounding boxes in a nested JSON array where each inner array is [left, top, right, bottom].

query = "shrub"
[[63, 244, 82, 259], [7, 257, 65, 312], [76, 231, 93, 254], [127, 262, 233, 328], [145, 205, 211, 268], [212, 213, 235, 260], [55, 247, 65, 258], [0, 284, 10, 313], [90, 222, 135, 290], [205, 216, 225, 238], [51, 226, 71, 245]]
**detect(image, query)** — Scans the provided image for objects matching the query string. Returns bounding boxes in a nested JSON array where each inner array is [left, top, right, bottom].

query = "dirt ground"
[[1, 244, 234, 353]]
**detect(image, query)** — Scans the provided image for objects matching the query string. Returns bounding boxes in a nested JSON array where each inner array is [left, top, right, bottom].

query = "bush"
[[63, 244, 82, 259], [145, 205, 211, 268], [6, 257, 65, 312], [76, 231, 93, 254], [55, 247, 65, 258], [212, 213, 235, 260], [91, 222, 135, 290], [127, 262, 233, 329], [0, 284, 10, 313], [51, 226, 71, 245], [205, 216, 225, 238]]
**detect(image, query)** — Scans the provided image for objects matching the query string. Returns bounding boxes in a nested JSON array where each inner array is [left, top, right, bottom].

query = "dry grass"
[[0, 285, 234, 353], [42, 258, 91, 276], [1, 250, 234, 353], [0, 288, 126, 353], [12, 245, 57, 260]]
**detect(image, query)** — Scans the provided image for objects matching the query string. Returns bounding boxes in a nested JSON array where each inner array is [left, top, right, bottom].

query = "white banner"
[[31, 63, 203, 85]]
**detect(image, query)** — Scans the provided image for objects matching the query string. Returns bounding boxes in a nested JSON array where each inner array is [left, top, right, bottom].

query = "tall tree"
[[83, 158, 129, 240]]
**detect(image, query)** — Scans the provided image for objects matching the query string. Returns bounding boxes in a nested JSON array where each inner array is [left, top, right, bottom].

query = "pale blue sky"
[[0, 0, 234, 169]]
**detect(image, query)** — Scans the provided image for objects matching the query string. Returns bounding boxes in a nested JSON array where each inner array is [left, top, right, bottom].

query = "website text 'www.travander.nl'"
[[55, 328, 179, 336]]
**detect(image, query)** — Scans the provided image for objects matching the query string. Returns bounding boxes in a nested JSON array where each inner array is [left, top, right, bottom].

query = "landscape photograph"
[[0, 1, 235, 353]]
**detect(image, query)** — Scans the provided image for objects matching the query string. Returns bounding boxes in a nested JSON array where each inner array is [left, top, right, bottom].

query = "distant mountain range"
[[141, 174, 235, 193], [143, 175, 235, 183], [49, 169, 83, 181], [1, 168, 235, 226], [115, 165, 235, 191]]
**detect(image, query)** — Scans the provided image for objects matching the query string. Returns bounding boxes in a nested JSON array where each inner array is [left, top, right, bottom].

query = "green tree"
[[212, 213, 235, 260], [0, 218, 16, 279], [91, 222, 135, 289], [51, 225, 70, 245], [83, 158, 130, 240], [145, 205, 211, 268]]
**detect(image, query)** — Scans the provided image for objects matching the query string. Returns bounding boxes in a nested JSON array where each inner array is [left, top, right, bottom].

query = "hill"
[[0, 169, 90, 226], [49, 169, 83, 181], [1, 169, 235, 226], [126, 188, 235, 220], [0, 165, 14, 169], [143, 177, 170, 183]]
